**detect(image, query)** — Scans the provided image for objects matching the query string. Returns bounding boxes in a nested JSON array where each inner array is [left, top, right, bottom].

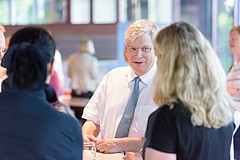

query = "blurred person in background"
[[81, 19, 158, 154], [67, 38, 99, 99], [0, 25, 5, 61], [227, 26, 240, 110], [227, 25, 240, 160], [0, 27, 82, 159], [47, 30, 65, 97], [49, 49, 65, 98], [5, 34, 11, 52], [0, 25, 6, 91], [142, 21, 234, 160]]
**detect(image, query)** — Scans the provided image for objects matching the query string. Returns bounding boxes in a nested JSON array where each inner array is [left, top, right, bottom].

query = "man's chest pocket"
[[134, 105, 157, 133]]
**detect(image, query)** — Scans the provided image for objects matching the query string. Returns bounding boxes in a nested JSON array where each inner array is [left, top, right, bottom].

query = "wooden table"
[[59, 95, 90, 107]]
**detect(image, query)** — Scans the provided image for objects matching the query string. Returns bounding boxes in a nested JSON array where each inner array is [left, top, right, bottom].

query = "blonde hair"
[[230, 25, 240, 34], [78, 39, 95, 55], [153, 21, 234, 128], [123, 19, 158, 62]]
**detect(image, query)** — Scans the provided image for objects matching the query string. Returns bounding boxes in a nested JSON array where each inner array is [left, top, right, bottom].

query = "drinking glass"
[[83, 142, 96, 160]]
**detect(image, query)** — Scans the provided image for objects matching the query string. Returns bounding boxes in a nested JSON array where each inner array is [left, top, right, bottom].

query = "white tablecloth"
[[83, 150, 124, 160]]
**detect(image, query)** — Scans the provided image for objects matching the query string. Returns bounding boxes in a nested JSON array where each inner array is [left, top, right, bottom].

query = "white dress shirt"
[[82, 65, 158, 139]]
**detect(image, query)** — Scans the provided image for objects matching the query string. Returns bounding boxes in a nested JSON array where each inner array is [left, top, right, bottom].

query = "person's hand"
[[124, 152, 141, 160], [96, 138, 123, 153], [83, 134, 98, 143]]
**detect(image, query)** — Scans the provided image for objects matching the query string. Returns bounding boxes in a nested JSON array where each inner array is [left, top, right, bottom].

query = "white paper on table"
[[83, 150, 124, 160], [96, 152, 124, 160], [83, 150, 96, 160]]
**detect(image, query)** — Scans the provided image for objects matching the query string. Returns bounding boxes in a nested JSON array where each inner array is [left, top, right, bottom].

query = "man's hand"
[[82, 120, 100, 143], [96, 137, 143, 153], [83, 135, 98, 143], [96, 138, 123, 153]]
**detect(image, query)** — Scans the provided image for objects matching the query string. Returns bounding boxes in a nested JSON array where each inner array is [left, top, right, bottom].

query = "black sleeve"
[[144, 105, 177, 153]]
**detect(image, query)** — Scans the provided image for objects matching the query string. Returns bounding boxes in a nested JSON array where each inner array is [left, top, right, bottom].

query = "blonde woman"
[[143, 21, 234, 160], [67, 38, 99, 98], [0, 27, 82, 159]]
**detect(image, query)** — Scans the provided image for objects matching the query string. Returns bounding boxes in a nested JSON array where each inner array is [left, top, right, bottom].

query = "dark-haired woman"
[[0, 27, 83, 160]]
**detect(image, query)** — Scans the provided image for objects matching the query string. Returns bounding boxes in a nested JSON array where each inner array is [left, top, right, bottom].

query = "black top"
[[143, 102, 234, 160], [0, 79, 83, 160]]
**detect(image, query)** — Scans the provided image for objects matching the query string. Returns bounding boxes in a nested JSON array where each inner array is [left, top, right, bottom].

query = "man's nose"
[[137, 49, 142, 58]]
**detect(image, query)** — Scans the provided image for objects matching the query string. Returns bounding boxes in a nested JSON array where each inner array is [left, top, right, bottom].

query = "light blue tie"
[[115, 77, 141, 138]]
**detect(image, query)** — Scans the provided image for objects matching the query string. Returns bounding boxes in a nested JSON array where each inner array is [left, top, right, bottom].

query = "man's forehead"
[[128, 34, 152, 44], [231, 31, 240, 36]]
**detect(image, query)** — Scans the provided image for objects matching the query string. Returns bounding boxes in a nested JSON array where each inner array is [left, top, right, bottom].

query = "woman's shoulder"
[[51, 107, 79, 123], [150, 102, 190, 120]]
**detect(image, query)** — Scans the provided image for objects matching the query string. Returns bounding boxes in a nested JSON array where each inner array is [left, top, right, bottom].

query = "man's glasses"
[[126, 47, 152, 54]]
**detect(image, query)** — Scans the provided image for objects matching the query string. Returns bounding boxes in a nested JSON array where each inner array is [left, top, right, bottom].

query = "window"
[[180, 0, 234, 73], [215, 0, 234, 72], [119, 0, 173, 25], [71, 0, 90, 24], [0, 0, 67, 25], [92, 0, 117, 24], [70, 0, 118, 24], [0, 0, 10, 24], [149, 0, 173, 24]]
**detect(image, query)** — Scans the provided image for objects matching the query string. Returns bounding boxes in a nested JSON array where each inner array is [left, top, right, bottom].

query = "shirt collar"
[[128, 63, 157, 85]]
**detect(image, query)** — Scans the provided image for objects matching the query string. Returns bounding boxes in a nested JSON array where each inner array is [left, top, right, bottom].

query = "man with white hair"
[[82, 19, 158, 154]]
